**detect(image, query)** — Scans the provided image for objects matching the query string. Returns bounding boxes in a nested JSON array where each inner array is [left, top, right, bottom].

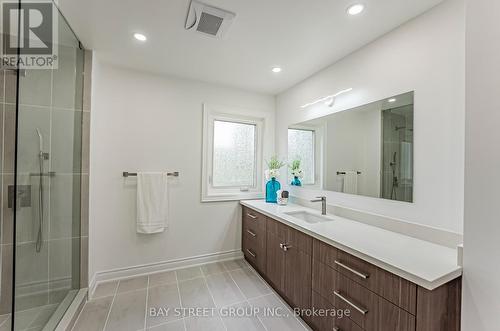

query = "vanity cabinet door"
[[283, 226, 312, 311], [266, 218, 287, 293]]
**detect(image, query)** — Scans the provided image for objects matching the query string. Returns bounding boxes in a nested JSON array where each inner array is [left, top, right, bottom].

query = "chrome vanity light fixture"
[[300, 88, 353, 109]]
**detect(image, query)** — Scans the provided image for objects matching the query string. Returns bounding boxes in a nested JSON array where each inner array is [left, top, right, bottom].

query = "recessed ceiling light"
[[347, 4, 365, 16], [272, 67, 282, 73], [388, 98, 397, 103], [134, 33, 147, 42]]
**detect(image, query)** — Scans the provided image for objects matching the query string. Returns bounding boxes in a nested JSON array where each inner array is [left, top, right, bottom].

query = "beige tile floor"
[[72, 259, 312, 331]]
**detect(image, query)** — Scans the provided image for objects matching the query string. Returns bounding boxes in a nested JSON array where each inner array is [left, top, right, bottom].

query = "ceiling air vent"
[[185, 1, 236, 38]]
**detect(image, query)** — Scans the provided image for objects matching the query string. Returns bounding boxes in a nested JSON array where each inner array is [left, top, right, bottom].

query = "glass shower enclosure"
[[1, 1, 84, 329]]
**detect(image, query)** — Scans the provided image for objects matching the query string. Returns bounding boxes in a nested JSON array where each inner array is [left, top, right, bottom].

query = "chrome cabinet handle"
[[246, 213, 257, 219], [334, 260, 369, 279], [246, 230, 256, 237], [246, 249, 256, 258], [333, 291, 368, 315], [280, 243, 292, 251], [333, 327, 340, 331]]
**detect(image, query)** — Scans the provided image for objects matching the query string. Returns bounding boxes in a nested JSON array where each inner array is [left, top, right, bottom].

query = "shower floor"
[[0, 303, 58, 331], [0, 289, 78, 331]]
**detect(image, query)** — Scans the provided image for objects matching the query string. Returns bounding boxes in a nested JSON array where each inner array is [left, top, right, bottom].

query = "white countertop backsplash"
[[241, 199, 462, 290]]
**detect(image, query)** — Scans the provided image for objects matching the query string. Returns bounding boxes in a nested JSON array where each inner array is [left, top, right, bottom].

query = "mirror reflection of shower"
[[381, 94, 414, 202], [35, 128, 47, 253]]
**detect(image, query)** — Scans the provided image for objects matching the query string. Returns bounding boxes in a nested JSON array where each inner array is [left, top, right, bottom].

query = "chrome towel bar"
[[123, 171, 179, 177], [336, 171, 362, 175]]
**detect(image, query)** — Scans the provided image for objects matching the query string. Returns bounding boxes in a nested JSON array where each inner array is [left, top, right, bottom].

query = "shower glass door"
[[11, 4, 84, 330]]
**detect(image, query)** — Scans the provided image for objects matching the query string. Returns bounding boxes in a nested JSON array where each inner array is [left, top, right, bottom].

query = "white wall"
[[276, 0, 465, 233], [462, 0, 500, 329], [88, 60, 275, 280]]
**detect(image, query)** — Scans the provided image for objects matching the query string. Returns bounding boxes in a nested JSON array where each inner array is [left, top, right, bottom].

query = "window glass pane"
[[288, 129, 315, 184], [213, 120, 256, 187]]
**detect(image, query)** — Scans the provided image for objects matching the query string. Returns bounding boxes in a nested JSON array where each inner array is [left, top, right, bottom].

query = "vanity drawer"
[[335, 250, 416, 314], [333, 315, 364, 331], [313, 239, 340, 269], [312, 259, 337, 305], [334, 271, 415, 331], [311, 291, 332, 331], [243, 232, 266, 273], [313, 239, 416, 315], [243, 212, 266, 242], [311, 289, 363, 331], [243, 207, 266, 231]]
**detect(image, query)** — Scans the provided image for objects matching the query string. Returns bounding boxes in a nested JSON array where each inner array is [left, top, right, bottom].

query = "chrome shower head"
[[36, 128, 43, 152]]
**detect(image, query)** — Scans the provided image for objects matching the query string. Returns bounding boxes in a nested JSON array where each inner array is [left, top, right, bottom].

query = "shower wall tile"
[[0, 244, 13, 314], [52, 45, 77, 109], [81, 174, 89, 237], [2, 104, 16, 174], [4, 71, 17, 104], [83, 50, 92, 112], [81, 111, 90, 174], [0, 104, 3, 172], [1, 175, 13, 245], [48, 238, 74, 282], [80, 49, 92, 289], [15, 287, 49, 311], [80, 236, 88, 288], [50, 109, 82, 174], [17, 106, 51, 174], [74, 46, 85, 111], [49, 174, 81, 239], [15, 241, 49, 286], [15, 174, 50, 244], [71, 231, 81, 290], [18, 70, 52, 107], [0, 70, 4, 102]]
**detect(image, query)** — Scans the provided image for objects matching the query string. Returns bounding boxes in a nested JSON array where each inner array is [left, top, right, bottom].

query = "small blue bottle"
[[291, 176, 302, 186], [265, 178, 281, 203]]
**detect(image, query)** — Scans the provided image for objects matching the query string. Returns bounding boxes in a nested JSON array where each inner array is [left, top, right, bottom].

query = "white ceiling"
[[59, 0, 443, 95]]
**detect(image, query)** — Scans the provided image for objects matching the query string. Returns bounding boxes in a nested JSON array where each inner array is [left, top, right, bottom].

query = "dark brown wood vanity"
[[242, 205, 462, 331]]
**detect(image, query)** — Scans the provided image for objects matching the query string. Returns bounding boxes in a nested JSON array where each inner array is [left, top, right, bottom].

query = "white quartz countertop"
[[241, 200, 462, 290]]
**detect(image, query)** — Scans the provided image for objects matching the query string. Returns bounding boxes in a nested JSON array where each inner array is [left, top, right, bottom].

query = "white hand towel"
[[137, 172, 169, 234], [343, 171, 358, 194], [400, 142, 413, 182]]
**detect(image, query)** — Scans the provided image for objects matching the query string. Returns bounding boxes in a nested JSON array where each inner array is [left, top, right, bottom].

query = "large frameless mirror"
[[288, 91, 414, 203]]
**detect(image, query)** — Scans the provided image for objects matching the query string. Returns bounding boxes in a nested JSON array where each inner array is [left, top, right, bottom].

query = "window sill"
[[201, 192, 264, 203]]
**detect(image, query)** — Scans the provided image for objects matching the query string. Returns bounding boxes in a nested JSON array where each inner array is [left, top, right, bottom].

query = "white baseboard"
[[89, 249, 243, 298]]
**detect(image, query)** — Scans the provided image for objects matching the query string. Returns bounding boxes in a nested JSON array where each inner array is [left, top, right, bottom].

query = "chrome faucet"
[[310, 196, 327, 215]]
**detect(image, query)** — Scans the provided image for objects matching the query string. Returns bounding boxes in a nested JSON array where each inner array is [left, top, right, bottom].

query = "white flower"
[[291, 169, 304, 178], [265, 169, 280, 181]]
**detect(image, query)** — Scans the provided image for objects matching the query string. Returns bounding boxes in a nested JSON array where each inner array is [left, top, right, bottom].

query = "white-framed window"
[[288, 128, 316, 185], [202, 104, 265, 202], [287, 125, 324, 188]]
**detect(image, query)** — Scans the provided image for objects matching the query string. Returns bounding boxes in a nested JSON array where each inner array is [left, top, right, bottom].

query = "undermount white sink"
[[284, 211, 334, 224]]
